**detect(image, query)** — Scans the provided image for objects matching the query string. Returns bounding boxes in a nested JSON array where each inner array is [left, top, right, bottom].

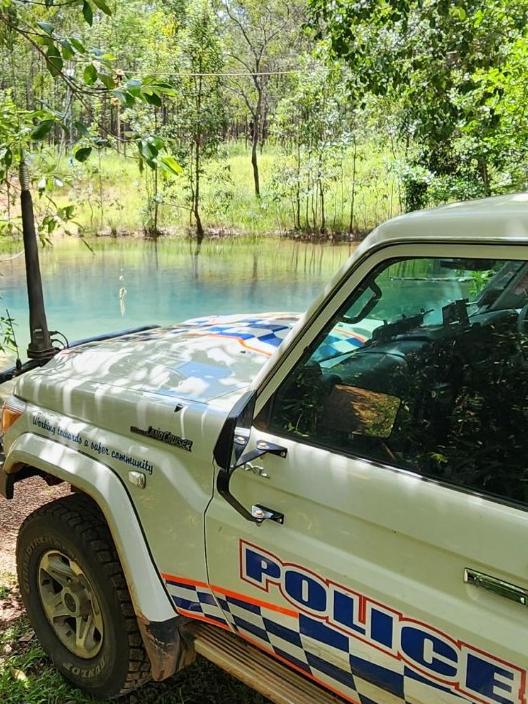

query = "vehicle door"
[[204, 244, 528, 704]]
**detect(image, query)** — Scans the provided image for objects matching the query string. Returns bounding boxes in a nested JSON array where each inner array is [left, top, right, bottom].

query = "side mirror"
[[213, 390, 287, 522], [213, 390, 256, 471]]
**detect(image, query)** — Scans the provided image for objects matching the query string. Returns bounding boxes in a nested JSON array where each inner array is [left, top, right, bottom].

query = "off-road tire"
[[16, 493, 151, 698]]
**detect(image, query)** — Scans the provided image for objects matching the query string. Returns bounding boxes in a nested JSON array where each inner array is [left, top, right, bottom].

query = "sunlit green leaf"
[[159, 155, 183, 175], [83, 64, 98, 85], [99, 73, 116, 90], [124, 78, 142, 97], [60, 38, 75, 60], [45, 46, 63, 77], [69, 36, 86, 54]]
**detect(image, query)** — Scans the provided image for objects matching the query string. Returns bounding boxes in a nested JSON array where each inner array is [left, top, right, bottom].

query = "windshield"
[[313, 257, 528, 364]]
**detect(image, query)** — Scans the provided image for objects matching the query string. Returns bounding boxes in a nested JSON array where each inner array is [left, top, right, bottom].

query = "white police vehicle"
[[2, 193, 528, 704]]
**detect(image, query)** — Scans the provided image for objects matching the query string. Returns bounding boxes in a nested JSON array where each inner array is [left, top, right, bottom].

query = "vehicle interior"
[[265, 258, 528, 506]]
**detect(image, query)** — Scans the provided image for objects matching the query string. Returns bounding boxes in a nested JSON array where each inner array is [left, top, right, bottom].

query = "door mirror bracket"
[[233, 440, 287, 468], [213, 391, 287, 522]]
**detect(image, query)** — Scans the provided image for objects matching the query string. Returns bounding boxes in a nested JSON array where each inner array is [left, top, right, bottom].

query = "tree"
[[308, 0, 528, 208], [0, 0, 181, 227], [173, 0, 225, 242], [271, 58, 351, 233], [219, 0, 305, 198], [0, 0, 181, 356]]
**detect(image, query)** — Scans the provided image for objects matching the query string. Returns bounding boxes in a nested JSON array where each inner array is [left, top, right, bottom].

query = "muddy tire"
[[16, 493, 151, 699]]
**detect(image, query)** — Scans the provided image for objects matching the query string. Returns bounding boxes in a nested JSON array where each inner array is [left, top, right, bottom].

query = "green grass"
[[0, 574, 270, 704], [30, 141, 402, 238]]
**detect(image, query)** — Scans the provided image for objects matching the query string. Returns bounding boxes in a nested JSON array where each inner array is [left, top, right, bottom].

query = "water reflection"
[[0, 237, 355, 352]]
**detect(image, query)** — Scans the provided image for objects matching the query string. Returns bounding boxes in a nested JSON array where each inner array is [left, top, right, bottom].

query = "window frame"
[[254, 242, 528, 513]]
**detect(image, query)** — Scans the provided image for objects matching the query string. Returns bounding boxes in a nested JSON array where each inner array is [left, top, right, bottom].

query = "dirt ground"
[[0, 477, 69, 576], [0, 479, 271, 704]]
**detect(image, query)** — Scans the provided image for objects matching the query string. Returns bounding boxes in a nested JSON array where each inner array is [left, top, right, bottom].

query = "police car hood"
[[19, 313, 301, 405]]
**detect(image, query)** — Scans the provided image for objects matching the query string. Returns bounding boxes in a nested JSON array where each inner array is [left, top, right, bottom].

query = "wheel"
[[16, 493, 151, 699]]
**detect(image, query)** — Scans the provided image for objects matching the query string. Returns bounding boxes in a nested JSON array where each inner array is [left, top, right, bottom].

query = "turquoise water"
[[0, 237, 355, 356]]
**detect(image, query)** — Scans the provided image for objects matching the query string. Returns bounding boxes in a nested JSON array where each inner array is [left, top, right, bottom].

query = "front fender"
[[4, 432, 175, 624]]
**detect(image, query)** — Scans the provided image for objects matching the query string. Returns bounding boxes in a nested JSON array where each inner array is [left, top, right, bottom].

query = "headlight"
[[2, 397, 26, 433]]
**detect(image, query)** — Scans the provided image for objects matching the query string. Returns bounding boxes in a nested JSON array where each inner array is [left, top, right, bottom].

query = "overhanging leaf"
[[111, 89, 135, 108], [159, 155, 183, 175], [37, 21, 54, 35], [82, 0, 93, 26], [124, 78, 142, 97], [73, 121, 89, 137], [45, 46, 63, 77], [60, 38, 75, 60], [69, 37, 86, 54], [83, 64, 98, 86], [142, 91, 162, 107], [31, 119, 55, 140], [99, 73, 115, 90], [74, 147, 92, 162], [92, 0, 112, 15], [3, 147, 12, 168]]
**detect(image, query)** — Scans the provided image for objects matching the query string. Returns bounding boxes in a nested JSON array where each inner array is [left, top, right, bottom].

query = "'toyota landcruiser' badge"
[[130, 425, 193, 452]]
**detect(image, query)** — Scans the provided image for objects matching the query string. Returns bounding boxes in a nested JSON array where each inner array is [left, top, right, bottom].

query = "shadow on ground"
[[0, 575, 270, 704]]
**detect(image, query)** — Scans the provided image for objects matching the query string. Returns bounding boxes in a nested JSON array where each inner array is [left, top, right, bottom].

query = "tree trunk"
[[251, 129, 260, 198], [193, 134, 204, 242], [194, 72, 204, 243], [194, 130, 204, 243], [478, 157, 491, 197], [153, 166, 159, 236], [349, 137, 358, 236], [116, 104, 121, 154], [251, 86, 262, 198], [295, 140, 301, 230], [319, 180, 325, 234]]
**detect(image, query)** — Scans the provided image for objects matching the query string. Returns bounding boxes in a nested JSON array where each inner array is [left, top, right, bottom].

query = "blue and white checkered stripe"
[[213, 593, 471, 704], [165, 578, 230, 629], [164, 577, 469, 704]]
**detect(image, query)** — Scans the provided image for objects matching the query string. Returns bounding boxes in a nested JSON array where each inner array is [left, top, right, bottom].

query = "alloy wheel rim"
[[38, 549, 104, 659]]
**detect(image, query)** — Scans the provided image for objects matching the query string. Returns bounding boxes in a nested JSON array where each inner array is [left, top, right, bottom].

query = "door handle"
[[465, 568, 528, 607]]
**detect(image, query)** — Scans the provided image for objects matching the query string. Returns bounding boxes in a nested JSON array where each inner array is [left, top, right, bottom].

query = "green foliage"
[[270, 58, 354, 232], [48, 143, 397, 237], [2, 0, 528, 240], [169, 0, 226, 237], [308, 0, 528, 209]]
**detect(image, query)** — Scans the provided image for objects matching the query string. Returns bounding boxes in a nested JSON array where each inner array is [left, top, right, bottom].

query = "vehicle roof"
[[368, 192, 528, 246]]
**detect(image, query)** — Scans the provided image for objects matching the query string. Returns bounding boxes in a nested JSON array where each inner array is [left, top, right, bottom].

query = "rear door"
[[204, 244, 528, 704]]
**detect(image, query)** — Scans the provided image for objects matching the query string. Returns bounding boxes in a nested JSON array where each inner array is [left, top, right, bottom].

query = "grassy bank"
[[28, 141, 401, 238]]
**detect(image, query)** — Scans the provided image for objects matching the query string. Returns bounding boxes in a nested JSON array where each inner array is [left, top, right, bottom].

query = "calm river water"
[[0, 237, 355, 354]]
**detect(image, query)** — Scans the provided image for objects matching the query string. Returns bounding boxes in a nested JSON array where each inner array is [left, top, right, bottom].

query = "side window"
[[260, 256, 528, 507]]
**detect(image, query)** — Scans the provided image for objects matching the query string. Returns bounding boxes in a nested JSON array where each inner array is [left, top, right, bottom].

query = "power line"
[[157, 69, 328, 78]]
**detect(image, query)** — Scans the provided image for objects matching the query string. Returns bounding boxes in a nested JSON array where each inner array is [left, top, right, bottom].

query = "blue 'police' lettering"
[[465, 653, 516, 704], [240, 542, 523, 704], [284, 569, 326, 612], [369, 606, 395, 650], [332, 589, 366, 635], [400, 625, 458, 679], [244, 547, 280, 586]]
